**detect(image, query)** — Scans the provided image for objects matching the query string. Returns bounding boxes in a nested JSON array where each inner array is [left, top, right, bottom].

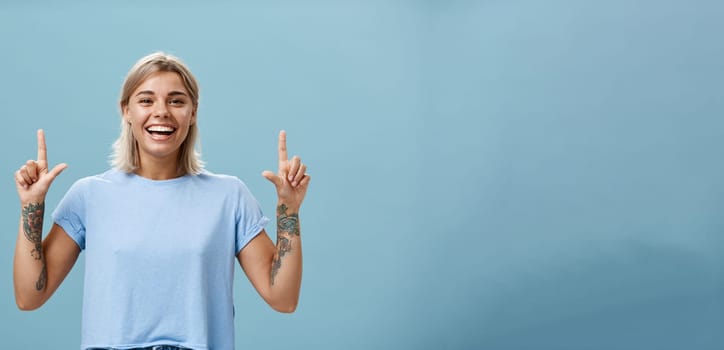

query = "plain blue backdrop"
[[1, 0, 722, 349]]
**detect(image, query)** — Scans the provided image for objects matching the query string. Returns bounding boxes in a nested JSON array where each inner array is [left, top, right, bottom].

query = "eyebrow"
[[135, 90, 189, 97]]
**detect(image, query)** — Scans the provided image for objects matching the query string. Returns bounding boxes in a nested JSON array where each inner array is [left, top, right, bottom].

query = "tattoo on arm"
[[21, 202, 48, 291], [277, 204, 300, 236], [22, 202, 44, 260], [271, 204, 300, 285], [36, 265, 47, 291], [271, 236, 291, 285]]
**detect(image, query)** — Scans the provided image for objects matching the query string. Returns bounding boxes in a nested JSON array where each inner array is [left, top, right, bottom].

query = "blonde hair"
[[111, 52, 204, 175]]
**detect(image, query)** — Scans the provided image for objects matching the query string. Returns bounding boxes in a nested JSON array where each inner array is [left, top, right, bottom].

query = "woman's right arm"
[[13, 130, 80, 310]]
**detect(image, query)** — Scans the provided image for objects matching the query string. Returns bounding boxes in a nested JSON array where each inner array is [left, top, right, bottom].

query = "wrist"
[[20, 198, 45, 207], [276, 200, 300, 213]]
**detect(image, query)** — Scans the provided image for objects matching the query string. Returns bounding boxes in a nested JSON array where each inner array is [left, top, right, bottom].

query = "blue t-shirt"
[[52, 169, 269, 350]]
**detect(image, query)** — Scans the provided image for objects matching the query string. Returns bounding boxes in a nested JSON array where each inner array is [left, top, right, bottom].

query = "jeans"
[[88, 346, 191, 350]]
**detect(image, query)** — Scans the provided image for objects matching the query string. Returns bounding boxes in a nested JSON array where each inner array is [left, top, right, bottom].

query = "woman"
[[13, 52, 310, 350]]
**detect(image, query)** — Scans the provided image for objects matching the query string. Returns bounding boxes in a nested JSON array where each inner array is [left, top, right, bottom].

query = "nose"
[[153, 102, 170, 118]]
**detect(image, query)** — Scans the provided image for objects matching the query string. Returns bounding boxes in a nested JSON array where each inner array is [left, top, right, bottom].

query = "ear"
[[121, 104, 131, 124], [191, 106, 197, 126]]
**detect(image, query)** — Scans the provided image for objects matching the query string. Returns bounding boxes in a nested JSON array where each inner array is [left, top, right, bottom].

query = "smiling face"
[[123, 71, 197, 168]]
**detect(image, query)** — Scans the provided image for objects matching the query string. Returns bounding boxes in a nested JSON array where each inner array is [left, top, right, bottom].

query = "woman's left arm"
[[238, 131, 310, 313]]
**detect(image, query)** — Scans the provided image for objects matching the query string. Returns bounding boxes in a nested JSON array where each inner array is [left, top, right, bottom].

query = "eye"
[[169, 99, 185, 105], [138, 98, 153, 105]]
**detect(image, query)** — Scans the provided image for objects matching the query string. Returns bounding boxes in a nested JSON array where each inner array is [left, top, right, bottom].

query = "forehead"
[[133, 71, 187, 93]]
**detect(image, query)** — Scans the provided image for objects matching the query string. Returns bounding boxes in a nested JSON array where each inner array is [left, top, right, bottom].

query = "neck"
[[135, 154, 184, 180]]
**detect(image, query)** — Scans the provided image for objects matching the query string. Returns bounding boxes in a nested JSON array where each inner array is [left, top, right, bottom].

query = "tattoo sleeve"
[[21, 202, 44, 260], [271, 204, 300, 285], [36, 265, 47, 291], [22, 202, 47, 291], [277, 203, 300, 236]]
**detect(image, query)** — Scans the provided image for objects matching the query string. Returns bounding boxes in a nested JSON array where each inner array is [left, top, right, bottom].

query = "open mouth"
[[145, 125, 177, 137]]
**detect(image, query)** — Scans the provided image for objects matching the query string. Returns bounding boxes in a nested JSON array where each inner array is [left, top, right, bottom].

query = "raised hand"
[[14, 130, 68, 204], [262, 130, 310, 209]]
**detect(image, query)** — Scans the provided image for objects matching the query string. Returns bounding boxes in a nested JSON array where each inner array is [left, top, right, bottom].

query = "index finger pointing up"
[[37, 129, 47, 162], [278, 130, 288, 165]]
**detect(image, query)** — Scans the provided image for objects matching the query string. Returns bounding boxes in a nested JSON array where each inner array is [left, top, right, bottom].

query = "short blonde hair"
[[111, 52, 204, 175]]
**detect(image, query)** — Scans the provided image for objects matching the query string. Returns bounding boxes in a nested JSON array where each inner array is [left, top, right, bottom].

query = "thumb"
[[47, 163, 68, 179], [262, 170, 282, 187]]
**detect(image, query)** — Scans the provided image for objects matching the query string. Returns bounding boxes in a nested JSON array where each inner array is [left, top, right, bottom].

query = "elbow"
[[273, 304, 297, 313], [270, 299, 298, 313], [15, 297, 42, 311], [14, 290, 46, 311]]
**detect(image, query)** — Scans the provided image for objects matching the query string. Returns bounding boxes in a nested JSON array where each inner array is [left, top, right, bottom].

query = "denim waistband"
[[88, 346, 191, 350]]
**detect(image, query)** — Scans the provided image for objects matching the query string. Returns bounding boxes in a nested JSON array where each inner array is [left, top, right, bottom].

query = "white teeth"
[[146, 126, 175, 132]]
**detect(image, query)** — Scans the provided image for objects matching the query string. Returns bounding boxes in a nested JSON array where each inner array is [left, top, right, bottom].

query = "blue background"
[[1, 0, 722, 349]]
